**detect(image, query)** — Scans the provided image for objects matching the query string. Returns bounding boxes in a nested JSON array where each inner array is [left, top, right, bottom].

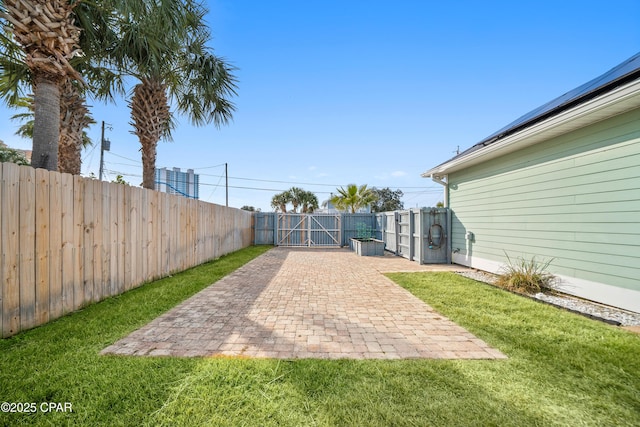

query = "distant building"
[[155, 167, 199, 199]]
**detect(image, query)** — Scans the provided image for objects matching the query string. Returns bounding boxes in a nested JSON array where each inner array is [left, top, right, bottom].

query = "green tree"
[[10, 96, 94, 174], [1, 0, 235, 183], [58, 79, 94, 174], [271, 188, 318, 213], [299, 191, 319, 213], [370, 187, 404, 212], [330, 184, 378, 214], [0, 141, 29, 165], [271, 192, 290, 213], [0, 0, 117, 174], [1, 0, 84, 170], [112, 174, 129, 185], [105, 0, 237, 189], [287, 187, 305, 213], [241, 205, 256, 212]]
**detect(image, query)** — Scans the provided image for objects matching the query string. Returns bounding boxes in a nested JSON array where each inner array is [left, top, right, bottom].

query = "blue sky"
[[1, 0, 639, 210]]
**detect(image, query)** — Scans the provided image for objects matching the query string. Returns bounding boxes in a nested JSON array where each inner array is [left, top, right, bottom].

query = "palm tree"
[[1, 0, 84, 170], [0, 17, 29, 107], [1, 0, 116, 174], [287, 187, 305, 213], [271, 192, 290, 213], [10, 94, 94, 174], [58, 79, 94, 174], [300, 191, 319, 214], [330, 184, 378, 214], [106, 0, 237, 189]]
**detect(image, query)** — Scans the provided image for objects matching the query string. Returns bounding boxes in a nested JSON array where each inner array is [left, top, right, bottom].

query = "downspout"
[[430, 174, 448, 207]]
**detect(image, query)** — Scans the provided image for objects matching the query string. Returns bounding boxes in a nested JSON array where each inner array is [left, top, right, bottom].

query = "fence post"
[[446, 207, 452, 264], [408, 209, 415, 261], [417, 208, 424, 265], [273, 213, 278, 246]]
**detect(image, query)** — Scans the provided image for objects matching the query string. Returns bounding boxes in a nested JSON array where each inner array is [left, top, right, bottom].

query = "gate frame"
[[276, 213, 342, 247]]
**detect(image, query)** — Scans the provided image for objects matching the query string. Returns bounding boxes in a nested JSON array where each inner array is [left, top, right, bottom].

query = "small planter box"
[[350, 238, 385, 256]]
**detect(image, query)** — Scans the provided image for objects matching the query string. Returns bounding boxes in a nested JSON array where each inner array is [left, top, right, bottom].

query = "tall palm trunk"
[[58, 79, 89, 174], [2, 0, 83, 171], [130, 77, 170, 189], [31, 76, 61, 170]]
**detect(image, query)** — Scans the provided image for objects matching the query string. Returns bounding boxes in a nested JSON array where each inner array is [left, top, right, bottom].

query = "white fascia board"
[[422, 79, 640, 178]]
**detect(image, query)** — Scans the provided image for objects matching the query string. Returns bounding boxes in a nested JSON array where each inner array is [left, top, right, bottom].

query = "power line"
[[191, 163, 226, 170], [82, 141, 98, 171], [105, 151, 140, 164], [105, 169, 442, 194], [204, 170, 225, 201], [197, 173, 440, 190], [196, 173, 343, 187], [107, 160, 140, 168], [102, 149, 438, 191]]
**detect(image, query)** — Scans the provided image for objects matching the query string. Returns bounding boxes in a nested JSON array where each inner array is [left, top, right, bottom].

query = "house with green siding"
[[422, 53, 640, 313]]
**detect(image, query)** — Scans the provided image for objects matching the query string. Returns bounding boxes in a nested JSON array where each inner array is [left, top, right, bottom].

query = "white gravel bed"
[[456, 270, 640, 326]]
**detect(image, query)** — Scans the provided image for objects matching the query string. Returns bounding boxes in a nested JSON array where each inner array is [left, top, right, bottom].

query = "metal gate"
[[276, 213, 341, 247]]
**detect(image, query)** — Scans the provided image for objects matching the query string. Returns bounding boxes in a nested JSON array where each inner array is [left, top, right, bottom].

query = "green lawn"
[[1, 253, 638, 426]]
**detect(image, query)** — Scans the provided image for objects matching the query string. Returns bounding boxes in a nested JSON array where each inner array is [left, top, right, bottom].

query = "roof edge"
[[422, 77, 640, 178], [422, 52, 640, 178]]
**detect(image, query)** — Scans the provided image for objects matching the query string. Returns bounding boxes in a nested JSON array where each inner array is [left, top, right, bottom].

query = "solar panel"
[[466, 52, 640, 153]]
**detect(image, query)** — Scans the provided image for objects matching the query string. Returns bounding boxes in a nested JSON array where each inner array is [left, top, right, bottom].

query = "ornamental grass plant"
[[495, 253, 558, 294]]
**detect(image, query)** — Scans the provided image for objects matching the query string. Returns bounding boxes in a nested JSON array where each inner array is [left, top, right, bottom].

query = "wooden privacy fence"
[[0, 162, 253, 338], [376, 208, 450, 264], [253, 209, 450, 264]]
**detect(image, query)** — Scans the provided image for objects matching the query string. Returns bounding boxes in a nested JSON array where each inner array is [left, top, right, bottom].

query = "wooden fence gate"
[[276, 213, 341, 247]]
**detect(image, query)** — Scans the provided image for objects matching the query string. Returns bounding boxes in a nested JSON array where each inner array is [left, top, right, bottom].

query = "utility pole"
[[225, 162, 229, 207], [99, 121, 111, 180]]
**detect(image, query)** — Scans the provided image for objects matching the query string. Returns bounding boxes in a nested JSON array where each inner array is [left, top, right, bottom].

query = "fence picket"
[[1, 163, 21, 337], [115, 183, 126, 294], [60, 173, 74, 314], [100, 181, 110, 298], [159, 192, 169, 275], [48, 171, 63, 320], [109, 183, 119, 296], [93, 180, 103, 304], [0, 164, 253, 337], [123, 185, 132, 290], [35, 169, 50, 325], [140, 188, 148, 283], [130, 186, 141, 288], [82, 179, 95, 304], [73, 176, 84, 308], [148, 190, 159, 281], [19, 167, 36, 331]]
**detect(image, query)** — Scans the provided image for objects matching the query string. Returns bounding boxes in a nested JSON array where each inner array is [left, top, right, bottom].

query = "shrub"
[[496, 253, 557, 294]]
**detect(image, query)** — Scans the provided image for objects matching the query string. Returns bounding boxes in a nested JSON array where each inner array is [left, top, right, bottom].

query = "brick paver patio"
[[101, 247, 506, 360]]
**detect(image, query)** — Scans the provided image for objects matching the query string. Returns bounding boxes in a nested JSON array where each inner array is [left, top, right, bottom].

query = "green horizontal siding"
[[449, 108, 640, 293]]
